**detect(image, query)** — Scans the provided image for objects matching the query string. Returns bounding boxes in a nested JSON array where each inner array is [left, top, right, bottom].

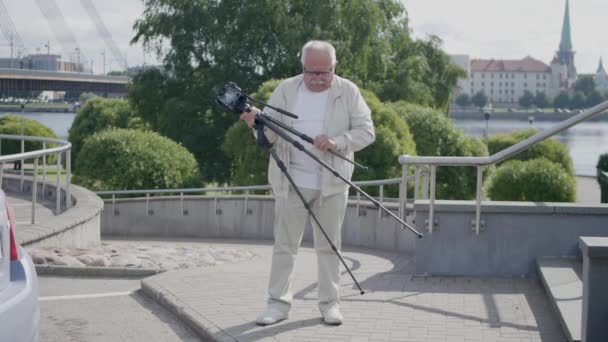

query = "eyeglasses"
[[303, 68, 334, 76]]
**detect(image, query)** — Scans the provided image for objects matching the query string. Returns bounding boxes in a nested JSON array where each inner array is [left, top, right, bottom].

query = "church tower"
[[556, 0, 577, 83], [595, 58, 608, 93]]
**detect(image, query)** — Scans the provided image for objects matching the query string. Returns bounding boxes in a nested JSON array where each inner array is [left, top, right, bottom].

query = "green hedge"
[[74, 129, 200, 191], [222, 79, 417, 197], [486, 158, 576, 202], [68, 97, 145, 165], [390, 101, 489, 199], [487, 129, 574, 176], [0, 114, 58, 162]]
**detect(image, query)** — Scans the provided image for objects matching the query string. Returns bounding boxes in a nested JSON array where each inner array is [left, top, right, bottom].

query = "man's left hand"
[[313, 135, 337, 152]]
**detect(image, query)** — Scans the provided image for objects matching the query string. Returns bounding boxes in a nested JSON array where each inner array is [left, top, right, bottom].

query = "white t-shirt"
[[289, 86, 329, 189]]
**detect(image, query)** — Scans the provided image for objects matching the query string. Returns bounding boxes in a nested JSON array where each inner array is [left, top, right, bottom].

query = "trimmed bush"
[[0, 114, 58, 162], [487, 129, 574, 176], [222, 79, 417, 198], [390, 101, 489, 200], [486, 158, 576, 202], [597, 153, 608, 203], [68, 97, 145, 165], [74, 129, 200, 191]]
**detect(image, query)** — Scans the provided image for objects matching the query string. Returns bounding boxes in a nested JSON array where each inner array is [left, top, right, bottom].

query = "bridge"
[[0, 68, 128, 94]]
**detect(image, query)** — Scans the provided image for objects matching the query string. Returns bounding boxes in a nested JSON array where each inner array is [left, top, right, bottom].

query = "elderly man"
[[240, 40, 375, 326]]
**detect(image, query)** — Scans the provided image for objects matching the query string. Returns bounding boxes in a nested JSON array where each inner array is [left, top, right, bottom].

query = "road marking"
[[39, 291, 134, 301]]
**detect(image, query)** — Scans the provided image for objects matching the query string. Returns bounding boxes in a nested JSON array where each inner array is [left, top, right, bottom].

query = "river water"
[[2, 112, 606, 176]]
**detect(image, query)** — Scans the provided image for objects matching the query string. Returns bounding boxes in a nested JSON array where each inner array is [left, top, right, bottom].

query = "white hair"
[[300, 40, 337, 67]]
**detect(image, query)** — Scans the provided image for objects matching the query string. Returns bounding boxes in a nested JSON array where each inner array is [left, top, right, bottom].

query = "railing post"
[[428, 165, 436, 233], [180, 192, 184, 216], [378, 185, 384, 219], [475, 166, 484, 235], [20, 139, 24, 192], [31, 157, 38, 224], [42, 142, 46, 200], [422, 166, 430, 199], [356, 192, 361, 216], [414, 166, 421, 200], [400, 164, 408, 219], [112, 194, 116, 216], [66, 149, 71, 209], [55, 152, 61, 215], [244, 190, 249, 215], [146, 193, 150, 216]]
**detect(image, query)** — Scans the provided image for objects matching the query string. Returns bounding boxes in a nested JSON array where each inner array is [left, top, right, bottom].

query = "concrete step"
[[537, 257, 582, 342]]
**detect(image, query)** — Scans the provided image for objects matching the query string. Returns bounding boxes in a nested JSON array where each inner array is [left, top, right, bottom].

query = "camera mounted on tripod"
[[215, 82, 250, 114]]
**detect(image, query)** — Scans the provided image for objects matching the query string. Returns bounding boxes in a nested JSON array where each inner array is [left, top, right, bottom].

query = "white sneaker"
[[255, 306, 288, 326], [321, 304, 343, 325]]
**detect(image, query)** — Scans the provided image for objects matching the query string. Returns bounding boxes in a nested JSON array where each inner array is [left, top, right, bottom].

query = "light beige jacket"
[[261, 74, 375, 198]]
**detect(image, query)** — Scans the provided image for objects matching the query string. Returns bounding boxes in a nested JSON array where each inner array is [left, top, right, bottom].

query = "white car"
[[0, 190, 39, 342]]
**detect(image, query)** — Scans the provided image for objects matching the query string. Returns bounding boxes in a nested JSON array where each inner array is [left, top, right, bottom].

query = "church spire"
[[559, 0, 573, 51], [598, 57, 606, 75]]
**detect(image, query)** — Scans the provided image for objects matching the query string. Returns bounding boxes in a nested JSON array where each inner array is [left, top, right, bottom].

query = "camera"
[[215, 82, 250, 114]]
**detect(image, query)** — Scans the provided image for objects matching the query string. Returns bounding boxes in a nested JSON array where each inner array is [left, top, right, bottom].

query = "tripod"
[[253, 111, 424, 295], [254, 118, 366, 295], [215, 81, 423, 294]]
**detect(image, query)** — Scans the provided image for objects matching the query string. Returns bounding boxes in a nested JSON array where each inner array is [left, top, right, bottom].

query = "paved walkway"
[[142, 239, 565, 342]]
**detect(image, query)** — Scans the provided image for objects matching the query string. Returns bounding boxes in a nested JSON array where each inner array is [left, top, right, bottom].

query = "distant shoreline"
[[450, 110, 608, 122], [0, 106, 76, 113]]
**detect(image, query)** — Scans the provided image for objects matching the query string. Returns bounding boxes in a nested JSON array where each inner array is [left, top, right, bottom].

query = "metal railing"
[[96, 178, 403, 218], [0, 134, 72, 223], [399, 99, 608, 235]]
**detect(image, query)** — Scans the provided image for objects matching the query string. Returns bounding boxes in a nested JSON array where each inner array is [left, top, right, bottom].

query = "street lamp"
[[484, 111, 491, 143]]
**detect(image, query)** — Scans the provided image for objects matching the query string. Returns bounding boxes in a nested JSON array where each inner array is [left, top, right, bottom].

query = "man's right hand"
[[239, 106, 261, 128]]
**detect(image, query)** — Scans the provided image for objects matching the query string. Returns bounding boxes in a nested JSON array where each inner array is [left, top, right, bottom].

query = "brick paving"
[[142, 240, 566, 342]]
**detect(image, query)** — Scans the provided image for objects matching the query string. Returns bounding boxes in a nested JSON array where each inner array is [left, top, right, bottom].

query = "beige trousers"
[[267, 187, 348, 313]]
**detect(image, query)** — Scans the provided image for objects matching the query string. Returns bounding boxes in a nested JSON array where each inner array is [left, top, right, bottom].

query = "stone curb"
[[141, 276, 237, 342], [35, 265, 165, 278]]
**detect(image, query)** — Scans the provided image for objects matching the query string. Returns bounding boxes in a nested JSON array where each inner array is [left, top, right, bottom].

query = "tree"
[[471, 90, 488, 109], [130, 0, 463, 184], [486, 158, 575, 202], [487, 129, 574, 176], [0, 114, 58, 160], [553, 91, 570, 109], [68, 97, 145, 165], [518, 90, 535, 109], [390, 101, 489, 200], [586, 90, 604, 107], [574, 75, 596, 96], [533, 92, 549, 108], [570, 91, 586, 109], [74, 129, 200, 191], [455, 93, 471, 108]]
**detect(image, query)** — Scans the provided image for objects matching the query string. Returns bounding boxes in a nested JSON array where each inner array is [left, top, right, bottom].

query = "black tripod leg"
[[269, 150, 365, 295]]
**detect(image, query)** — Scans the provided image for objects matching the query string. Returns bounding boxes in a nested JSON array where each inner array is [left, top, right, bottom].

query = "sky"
[[0, 0, 605, 75]]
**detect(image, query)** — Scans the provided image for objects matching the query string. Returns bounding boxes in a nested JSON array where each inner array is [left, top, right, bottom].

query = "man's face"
[[302, 49, 334, 92]]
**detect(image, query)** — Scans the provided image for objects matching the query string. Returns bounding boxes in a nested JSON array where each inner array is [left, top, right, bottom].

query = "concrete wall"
[[101, 196, 608, 277], [414, 200, 608, 277], [3, 175, 104, 248], [101, 196, 418, 254]]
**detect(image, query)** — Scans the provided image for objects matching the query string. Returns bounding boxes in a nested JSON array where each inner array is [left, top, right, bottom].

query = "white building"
[[454, 57, 561, 104], [451, 0, 576, 105]]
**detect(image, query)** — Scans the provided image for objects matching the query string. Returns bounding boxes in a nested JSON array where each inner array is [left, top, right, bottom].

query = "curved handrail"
[[399, 100, 608, 166], [0, 134, 72, 223], [398, 99, 608, 234]]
